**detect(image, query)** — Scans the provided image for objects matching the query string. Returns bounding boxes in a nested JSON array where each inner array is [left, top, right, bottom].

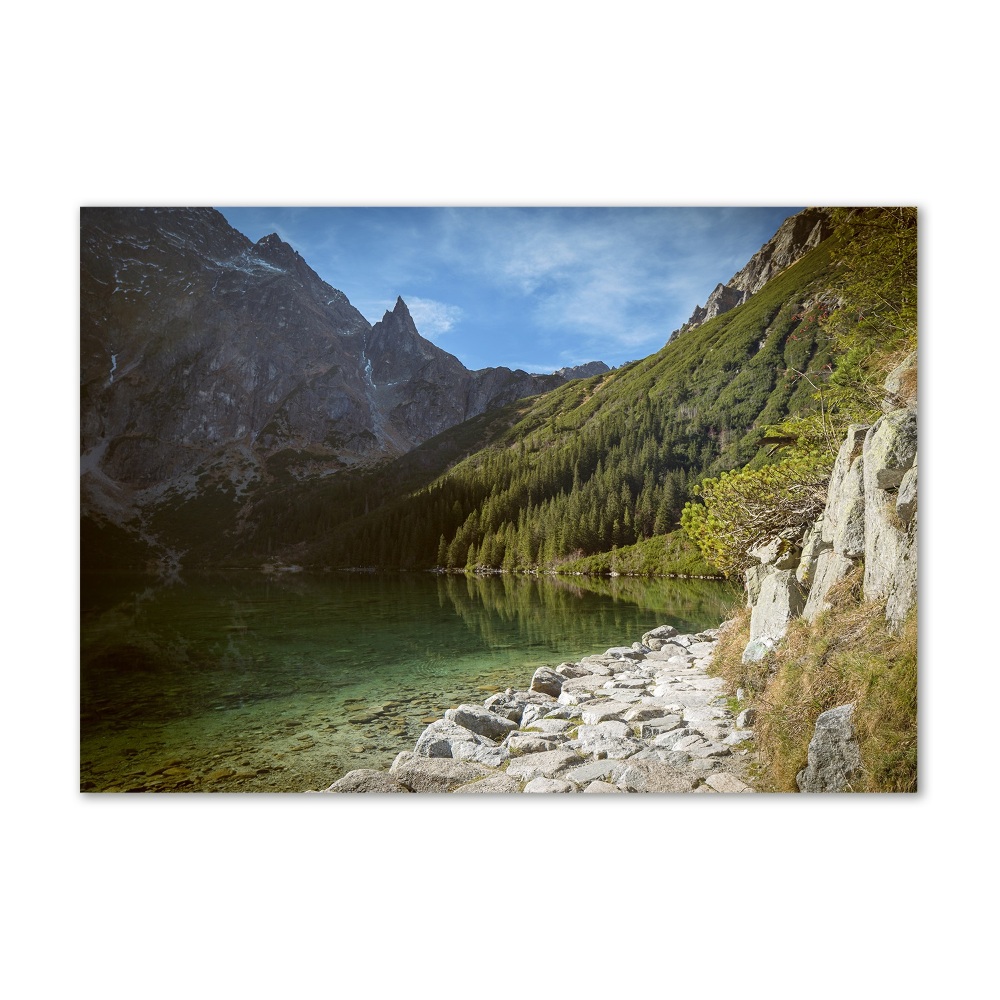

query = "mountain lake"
[[80, 571, 741, 792]]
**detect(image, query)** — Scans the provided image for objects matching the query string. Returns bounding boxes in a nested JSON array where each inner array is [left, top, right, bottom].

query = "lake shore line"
[[315, 619, 757, 794]]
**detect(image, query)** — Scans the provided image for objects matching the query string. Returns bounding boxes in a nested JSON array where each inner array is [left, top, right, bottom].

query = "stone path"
[[316, 623, 757, 794]]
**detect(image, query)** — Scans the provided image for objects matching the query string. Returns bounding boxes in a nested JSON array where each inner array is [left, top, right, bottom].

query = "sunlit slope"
[[254, 234, 841, 571]]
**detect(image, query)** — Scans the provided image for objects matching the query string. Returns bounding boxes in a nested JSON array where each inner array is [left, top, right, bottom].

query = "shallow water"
[[80, 571, 740, 792]]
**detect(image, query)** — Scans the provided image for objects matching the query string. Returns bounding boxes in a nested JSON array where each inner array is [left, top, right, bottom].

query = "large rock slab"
[[862, 412, 918, 626], [580, 700, 634, 725], [642, 624, 679, 647], [563, 759, 625, 785], [523, 776, 577, 793], [703, 772, 755, 793], [444, 704, 519, 741], [796, 517, 828, 588], [896, 458, 917, 527], [795, 704, 862, 792], [582, 780, 624, 793], [321, 769, 411, 793], [803, 549, 857, 621], [616, 760, 694, 793], [505, 748, 583, 782], [864, 409, 917, 490], [389, 752, 494, 793], [521, 717, 574, 736], [555, 661, 594, 679], [564, 735, 645, 760], [747, 569, 805, 646], [483, 690, 526, 724], [507, 731, 562, 755], [413, 716, 499, 760], [452, 773, 524, 794], [530, 666, 565, 697]]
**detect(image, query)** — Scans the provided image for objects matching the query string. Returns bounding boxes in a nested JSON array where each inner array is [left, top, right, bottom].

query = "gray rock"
[[604, 646, 643, 660], [796, 517, 829, 588], [748, 569, 805, 647], [624, 704, 677, 723], [579, 720, 632, 740], [483, 691, 525, 724], [736, 708, 756, 728], [521, 717, 574, 736], [523, 776, 577, 793], [413, 719, 498, 761], [748, 533, 801, 570], [616, 760, 694, 793], [519, 704, 550, 728], [452, 774, 524, 794], [389, 752, 494, 793], [641, 625, 679, 647], [580, 700, 634, 725], [542, 706, 579, 720], [511, 689, 560, 707], [745, 563, 766, 607], [530, 666, 565, 698], [321, 769, 411, 793], [802, 549, 857, 621], [563, 759, 625, 785], [507, 732, 562, 755], [639, 717, 684, 738], [795, 704, 862, 792], [864, 409, 917, 490], [560, 674, 614, 696], [444, 704, 519, 741], [564, 735, 645, 760], [505, 748, 583, 782], [704, 772, 754, 793], [471, 745, 511, 768], [723, 730, 755, 745], [832, 451, 866, 559], [896, 458, 917, 528], [651, 728, 694, 749], [555, 661, 593, 679], [863, 413, 918, 626], [685, 641, 716, 659], [821, 424, 870, 544], [583, 780, 624, 793]]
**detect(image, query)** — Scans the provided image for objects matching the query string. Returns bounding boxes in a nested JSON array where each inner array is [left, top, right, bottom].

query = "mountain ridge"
[[80, 208, 609, 570], [670, 207, 835, 340]]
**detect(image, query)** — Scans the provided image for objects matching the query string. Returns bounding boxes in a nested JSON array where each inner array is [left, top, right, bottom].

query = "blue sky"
[[217, 207, 803, 373]]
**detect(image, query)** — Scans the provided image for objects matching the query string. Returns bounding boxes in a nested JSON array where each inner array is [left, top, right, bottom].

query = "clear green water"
[[80, 571, 740, 792]]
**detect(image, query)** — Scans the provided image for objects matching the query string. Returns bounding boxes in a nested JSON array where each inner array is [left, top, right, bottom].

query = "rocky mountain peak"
[[553, 361, 612, 380], [669, 207, 836, 342]]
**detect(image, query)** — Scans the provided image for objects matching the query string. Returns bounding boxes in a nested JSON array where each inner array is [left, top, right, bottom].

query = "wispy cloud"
[[405, 297, 464, 338]]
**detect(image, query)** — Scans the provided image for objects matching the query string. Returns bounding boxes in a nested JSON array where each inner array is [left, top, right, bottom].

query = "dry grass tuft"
[[709, 566, 917, 792]]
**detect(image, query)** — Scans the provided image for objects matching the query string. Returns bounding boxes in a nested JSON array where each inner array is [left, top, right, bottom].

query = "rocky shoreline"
[[314, 621, 757, 793]]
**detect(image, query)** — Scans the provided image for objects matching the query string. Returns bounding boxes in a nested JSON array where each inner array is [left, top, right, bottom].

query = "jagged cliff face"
[[670, 207, 835, 339], [81, 208, 376, 487], [81, 208, 607, 563]]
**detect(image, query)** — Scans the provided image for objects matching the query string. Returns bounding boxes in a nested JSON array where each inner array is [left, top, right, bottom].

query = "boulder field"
[[315, 624, 757, 794]]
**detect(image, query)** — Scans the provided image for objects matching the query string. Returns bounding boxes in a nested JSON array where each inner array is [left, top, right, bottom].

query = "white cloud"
[[405, 297, 464, 338]]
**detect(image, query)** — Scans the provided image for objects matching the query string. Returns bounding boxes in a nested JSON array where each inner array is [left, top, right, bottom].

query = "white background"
[[3, 2, 992, 996]]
